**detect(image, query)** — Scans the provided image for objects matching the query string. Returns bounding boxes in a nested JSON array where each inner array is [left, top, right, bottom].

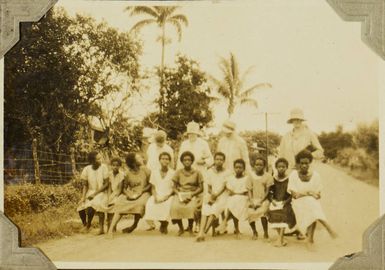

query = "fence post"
[[32, 139, 41, 184], [70, 147, 79, 179]]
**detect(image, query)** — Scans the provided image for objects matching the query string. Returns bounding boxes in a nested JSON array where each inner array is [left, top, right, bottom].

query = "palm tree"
[[210, 52, 272, 117], [127, 6, 188, 112]]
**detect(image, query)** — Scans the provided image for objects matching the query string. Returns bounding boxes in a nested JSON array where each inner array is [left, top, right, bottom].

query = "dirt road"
[[37, 163, 379, 264]]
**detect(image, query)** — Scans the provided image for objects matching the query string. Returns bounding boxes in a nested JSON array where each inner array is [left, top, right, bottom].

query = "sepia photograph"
[[1, 0, 383, 269]]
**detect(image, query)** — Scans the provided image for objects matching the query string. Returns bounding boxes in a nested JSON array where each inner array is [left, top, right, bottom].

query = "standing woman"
[[77, 151, 109, 234], [278, 108, 324, 170], [144, 152, 175, 234], [107, 152, 151, 237], [170, 151, 204, 236], [176, 121, 213, 171]]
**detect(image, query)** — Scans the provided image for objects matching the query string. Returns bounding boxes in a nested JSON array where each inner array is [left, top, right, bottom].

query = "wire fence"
[[4, 141, 89, 185]]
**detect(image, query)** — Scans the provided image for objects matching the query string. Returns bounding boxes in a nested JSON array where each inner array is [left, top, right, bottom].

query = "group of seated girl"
[[77, 149, 336, 249]]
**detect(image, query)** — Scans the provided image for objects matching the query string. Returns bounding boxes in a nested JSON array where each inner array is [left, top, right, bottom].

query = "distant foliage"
[[353, 121, 379, 157], [240, 130, 281, 156], [320, 121, 379, 183], [319, 125, 353, 160]]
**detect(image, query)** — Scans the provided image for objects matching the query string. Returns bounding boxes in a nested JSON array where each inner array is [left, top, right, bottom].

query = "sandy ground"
[[37, 163, 379, 263]]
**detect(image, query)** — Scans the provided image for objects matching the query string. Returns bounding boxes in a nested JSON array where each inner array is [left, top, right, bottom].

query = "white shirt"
[[217, 134, 251, 172], [176, 138, 213, 170]]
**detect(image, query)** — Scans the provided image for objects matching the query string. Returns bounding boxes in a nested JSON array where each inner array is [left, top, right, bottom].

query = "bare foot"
[[106, 232, 114, 239], [273, 239, 288, 247], [306, 241, 317, 252], [251, 233, 258, 240], [177, 230, 184, 236], [196, 236, 205, 242], [95, 230, 105, 236], [80, 227, 90, 234], [146, 226, 155, 231], [234, 231, 241, 240]]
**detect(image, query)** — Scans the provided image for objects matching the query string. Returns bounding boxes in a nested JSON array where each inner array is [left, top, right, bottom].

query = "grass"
[[6, 202, 84, 247]]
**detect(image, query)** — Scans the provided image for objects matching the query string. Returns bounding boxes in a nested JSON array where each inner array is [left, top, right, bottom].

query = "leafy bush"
[[319, 125, 353, 160], [353, 121, 379, 157], [4, 182, 81, 217], [334, 147, 379, 184]]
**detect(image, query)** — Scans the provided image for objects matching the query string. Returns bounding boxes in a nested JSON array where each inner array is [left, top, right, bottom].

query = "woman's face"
[[298, 158, 311, 174], [159, 155, 171, 168], [111, 161, 120, 173], [182, 155, 193, 168], [214, 155, 225, 168], [188, 133, 198, 142], [135, 154, 144, 166], [234, 163, 245, 176], [94, 154, 102, 166], [254, 159, 265, 174], [276, 162, 287, 176], [292, 119, 303, 129]]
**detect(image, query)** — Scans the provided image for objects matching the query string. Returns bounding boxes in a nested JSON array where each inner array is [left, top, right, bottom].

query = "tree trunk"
[[159, 22, 166, 114]]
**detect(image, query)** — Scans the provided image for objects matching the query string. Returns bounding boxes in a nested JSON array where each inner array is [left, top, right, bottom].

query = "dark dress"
[[266, 177, 296, 229]]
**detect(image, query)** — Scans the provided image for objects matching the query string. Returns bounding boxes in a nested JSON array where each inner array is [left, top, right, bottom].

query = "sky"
[[55, 0, 381, 135]]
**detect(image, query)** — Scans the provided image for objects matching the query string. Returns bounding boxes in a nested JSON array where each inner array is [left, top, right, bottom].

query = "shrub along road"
[[37, 162, 379, 264]]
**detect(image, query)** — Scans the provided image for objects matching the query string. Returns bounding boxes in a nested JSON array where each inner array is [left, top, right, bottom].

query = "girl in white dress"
[[106, 157, 125, 232], [196, 152, 231, 242], [77, 151, 109, 234], [288, 150, 337, 249], [222, 159, 252, 238], [144, 152, 175, 234]]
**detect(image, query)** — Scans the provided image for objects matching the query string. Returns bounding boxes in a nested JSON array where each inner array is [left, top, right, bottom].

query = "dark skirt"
[[267, 203, 296, 229]]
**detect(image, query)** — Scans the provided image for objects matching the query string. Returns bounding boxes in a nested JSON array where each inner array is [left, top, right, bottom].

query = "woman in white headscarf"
[[176, 121, 213, 171]]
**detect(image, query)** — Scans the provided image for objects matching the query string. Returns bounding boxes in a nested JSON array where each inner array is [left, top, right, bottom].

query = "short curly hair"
[[275, 157, 289, 168], [250, 153, 266, 167], [214, 152, 226, 160], [180, 151, 195, 163], [125, 152, 137, 170], [295, 150, 313, 164], [87, 151, 99, 164], [233, 158, 246, 169], [159, 152, 172, 161]]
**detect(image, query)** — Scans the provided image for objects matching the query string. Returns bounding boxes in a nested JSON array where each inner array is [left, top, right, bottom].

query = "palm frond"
[[168, 19, 183, 41], [240, 98, 258, 108], [163, 6, 179, 16], [130, 6, 159, 18], [240, 83, 272, 98], [229, 53, 240, 95], [168, 14, 189, 26], [239, 65, 255, 89], [129, 19, 157, 33], [208, 74, 231, 98]]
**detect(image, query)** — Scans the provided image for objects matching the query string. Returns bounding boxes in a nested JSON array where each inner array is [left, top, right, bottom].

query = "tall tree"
[[210, 52, 272, 117], [127, 6, 188, 112], [143, 55, 213, 140], [4, 7, 142, 155]]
